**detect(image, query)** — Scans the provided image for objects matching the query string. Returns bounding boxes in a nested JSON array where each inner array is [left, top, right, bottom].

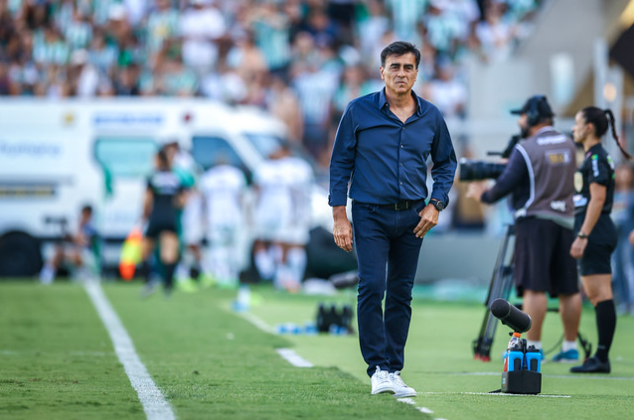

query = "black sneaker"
[[570, 356, 610, 374]]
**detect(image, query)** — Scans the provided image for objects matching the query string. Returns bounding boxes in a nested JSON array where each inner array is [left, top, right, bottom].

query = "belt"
[[375, 199, 423, 211]]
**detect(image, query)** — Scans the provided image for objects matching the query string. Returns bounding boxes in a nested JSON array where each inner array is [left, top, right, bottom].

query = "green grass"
[[1, 280, 633, 420]]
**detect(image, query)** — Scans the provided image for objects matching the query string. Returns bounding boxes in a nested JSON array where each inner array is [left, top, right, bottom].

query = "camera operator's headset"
[[526, 95, 548, 127]]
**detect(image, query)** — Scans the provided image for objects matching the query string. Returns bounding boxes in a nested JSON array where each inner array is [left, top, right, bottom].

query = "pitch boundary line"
[[240, 311, 442, 417], [85, 282, 176, 420], [397, 398, 441, 417], [276, 348, 314, 367], [237, 312, 312, 368], [431, 371, 634, 381], [237, 309, 634, 383], [238, 311, 275, 334], [420, 391, 571, 398]]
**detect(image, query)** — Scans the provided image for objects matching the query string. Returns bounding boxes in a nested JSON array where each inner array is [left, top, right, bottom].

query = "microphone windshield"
[[490, 298, 532, 333]]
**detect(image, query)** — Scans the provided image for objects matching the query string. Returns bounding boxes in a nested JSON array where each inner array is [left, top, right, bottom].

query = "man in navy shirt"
[[329, 41, 457, 397]]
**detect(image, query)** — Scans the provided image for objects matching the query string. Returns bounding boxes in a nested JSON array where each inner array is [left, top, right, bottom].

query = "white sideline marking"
[[0, 350, 112, 356], [85, 282, 176, 420], [276, 348, 314, 368], [398, 397, 435, 416], [235, 311, 314, 368], [239, 311, 275, 334], [421, 391, 571, 398], [439, 371, 634, 380]]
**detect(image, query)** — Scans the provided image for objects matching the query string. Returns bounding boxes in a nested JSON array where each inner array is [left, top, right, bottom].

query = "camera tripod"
[[472, 224, 592, 361]]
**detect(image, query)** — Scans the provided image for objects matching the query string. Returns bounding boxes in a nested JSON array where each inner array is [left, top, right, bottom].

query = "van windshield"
[[94, 138, 156, 178], [191, 135, 248, 176], [243, 133, 283, 159]]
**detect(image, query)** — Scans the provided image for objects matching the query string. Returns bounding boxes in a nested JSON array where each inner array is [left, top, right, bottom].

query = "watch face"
[[435, 201, 444, 211]]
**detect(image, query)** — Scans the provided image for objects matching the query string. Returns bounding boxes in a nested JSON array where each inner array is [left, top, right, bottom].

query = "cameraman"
[[467, 96, 582, 362]]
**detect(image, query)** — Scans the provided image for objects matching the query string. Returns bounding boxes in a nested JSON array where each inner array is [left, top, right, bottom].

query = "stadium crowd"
[[0, 0, 542, 168]]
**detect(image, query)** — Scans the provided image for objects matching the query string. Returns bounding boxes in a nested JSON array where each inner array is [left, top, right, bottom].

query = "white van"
[[0, 98, 331, 277]]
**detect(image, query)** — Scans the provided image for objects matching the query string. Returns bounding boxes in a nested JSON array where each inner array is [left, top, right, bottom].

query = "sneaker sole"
[[371, 386, 396, 395], [551, 359, 579, 364], [394, 390, 417, 398]]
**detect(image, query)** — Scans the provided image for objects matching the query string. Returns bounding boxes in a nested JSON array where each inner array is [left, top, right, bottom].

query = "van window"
[[244, 132, 317, 171], [191, 135, 248, 176], [243, 133, 283, 158], [94, 138, 156, 178]]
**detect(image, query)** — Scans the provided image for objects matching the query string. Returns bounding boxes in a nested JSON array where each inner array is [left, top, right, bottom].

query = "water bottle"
[[232, 285, 251, 312], [304, 321, 318, 335], [525, 346, 541, 372], [340, 304, 353, 333], [504, 332, 523, 372], [329, 304, 340, 329], [316, 303, 328, 333], [275, 323, 287, 334], [275, 323, 301, 335]]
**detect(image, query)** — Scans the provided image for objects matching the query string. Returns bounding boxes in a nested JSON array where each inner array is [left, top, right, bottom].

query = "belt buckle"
[[394, 201, 409, 211]]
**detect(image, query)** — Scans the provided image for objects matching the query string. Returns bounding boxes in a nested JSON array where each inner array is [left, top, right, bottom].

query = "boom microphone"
[[490, 299, 532, 333]]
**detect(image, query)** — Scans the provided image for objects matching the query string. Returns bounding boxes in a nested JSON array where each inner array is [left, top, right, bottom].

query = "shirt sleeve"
[[481, 147, 527, 204], [588, 154, 610, 186], [328, 103, 357, 207], [429, 110, 457, 206]]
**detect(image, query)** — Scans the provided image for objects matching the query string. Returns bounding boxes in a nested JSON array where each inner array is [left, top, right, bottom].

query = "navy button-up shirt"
[[329, 89, 457, 207]]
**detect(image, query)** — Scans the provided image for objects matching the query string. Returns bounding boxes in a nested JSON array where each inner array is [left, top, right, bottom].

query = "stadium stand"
[[0, 0, 544, 169]]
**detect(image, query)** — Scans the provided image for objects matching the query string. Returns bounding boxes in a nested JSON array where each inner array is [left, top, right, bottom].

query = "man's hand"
[[466, 181, 488, 202], [413, 204, 438, 238], [332, 206, 353, 252], [570, 237, 587, 259]]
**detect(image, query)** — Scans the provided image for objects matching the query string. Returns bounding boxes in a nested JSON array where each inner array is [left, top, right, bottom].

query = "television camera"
[[458, 135, 521, 181]]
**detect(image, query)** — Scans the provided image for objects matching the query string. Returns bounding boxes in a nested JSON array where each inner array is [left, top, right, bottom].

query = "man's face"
[[517, 114, 530, 138], [380, 53, 418, 95]]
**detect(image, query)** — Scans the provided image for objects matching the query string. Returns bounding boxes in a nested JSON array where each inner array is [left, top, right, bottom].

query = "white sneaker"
[[390, 371, 417, 398], [370, 366, 395, 395]]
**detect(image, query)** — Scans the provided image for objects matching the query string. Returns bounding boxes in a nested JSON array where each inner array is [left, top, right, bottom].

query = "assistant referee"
[[569, 106, 632, 373]]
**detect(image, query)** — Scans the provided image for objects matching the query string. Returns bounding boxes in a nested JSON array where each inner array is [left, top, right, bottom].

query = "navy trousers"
[[351, 201, 424, 377]]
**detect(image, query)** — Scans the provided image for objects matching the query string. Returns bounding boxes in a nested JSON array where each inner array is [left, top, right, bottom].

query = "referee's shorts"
[[574, 213, 617, 276], [145, 219, 178, 240], [514, 217, 578, 297]]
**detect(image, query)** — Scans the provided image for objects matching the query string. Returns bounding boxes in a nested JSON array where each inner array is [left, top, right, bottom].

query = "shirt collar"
[[586, 143, 602, 157], [535, 125, 555, 135], [378, 88, 423, 116]]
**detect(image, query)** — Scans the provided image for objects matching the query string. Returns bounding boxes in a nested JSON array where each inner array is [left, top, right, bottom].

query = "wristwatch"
[[430, 199, 445, 212], [578, 232, 588, 239]]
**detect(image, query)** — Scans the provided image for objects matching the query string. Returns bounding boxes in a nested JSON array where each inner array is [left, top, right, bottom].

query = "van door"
[[94, 136, 157, 267]]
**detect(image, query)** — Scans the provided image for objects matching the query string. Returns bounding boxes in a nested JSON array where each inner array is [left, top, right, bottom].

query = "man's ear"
[[379, 67, 384, 80]]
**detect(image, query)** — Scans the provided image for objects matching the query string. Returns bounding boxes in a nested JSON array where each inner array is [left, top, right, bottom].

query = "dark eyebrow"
[[389, 63, 415, 68]]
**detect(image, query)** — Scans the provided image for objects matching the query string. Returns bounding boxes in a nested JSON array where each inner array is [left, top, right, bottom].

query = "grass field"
[[1, 280, 633, 420]]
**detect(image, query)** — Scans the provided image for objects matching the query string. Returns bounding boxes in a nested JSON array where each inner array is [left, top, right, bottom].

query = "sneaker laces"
[[374, 367, 391, 384], [391, 371, 408, 388]]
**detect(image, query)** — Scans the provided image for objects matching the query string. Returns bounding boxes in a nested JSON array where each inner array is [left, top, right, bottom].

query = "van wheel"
[[0, 233, 43, 277]]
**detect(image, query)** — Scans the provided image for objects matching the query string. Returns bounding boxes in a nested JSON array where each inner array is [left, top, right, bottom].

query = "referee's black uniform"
[[573, 144, 618, 275]]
